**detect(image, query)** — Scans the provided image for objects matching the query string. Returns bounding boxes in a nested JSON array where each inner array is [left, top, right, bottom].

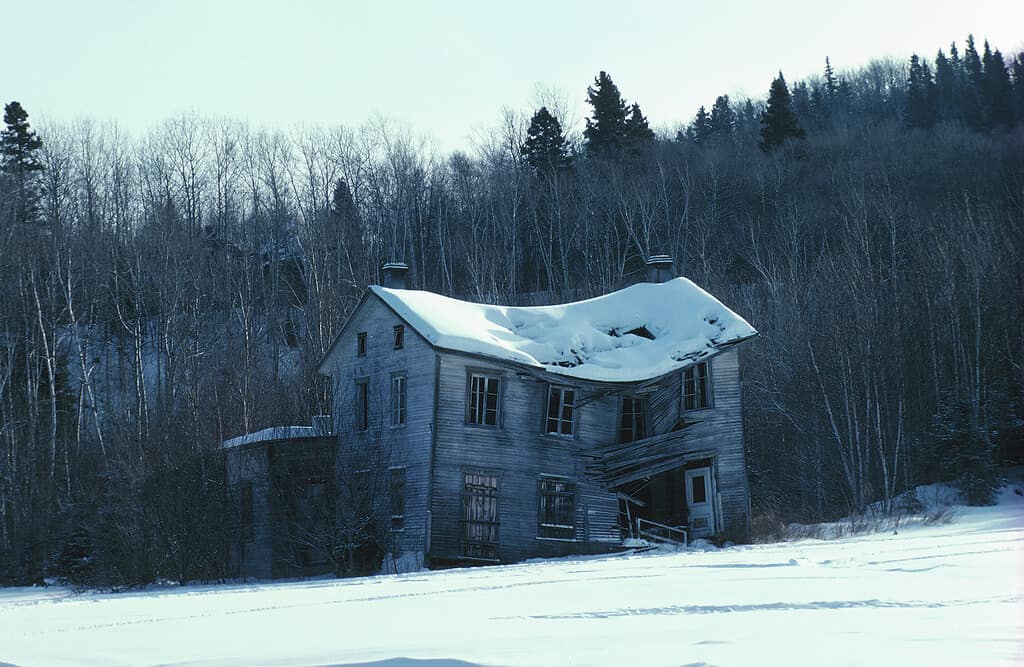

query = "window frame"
[[356, 331, 367, 357], [683, 361, 713, 412], [537, 476, 577, 541], [355, 377, 370, 431], [544, 385, 577, 438], [466, 372, 501, 427], [391, 372, 407, 426], [393, 324, 405, 350], [389, 466, 406, 532], [618, 395, 648, 443]]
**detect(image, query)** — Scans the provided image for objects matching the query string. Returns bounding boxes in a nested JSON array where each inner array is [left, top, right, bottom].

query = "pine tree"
[[962, 35, 987, 130], [584, 71, 628, 154], [1, 101, 44, 226], [759, 72, 806, 151], [1011, 53, 1024, 126], [933, 48, 959, 124], [624, 103, 655, 148], [982, 43, 1014, 129], [824, 57, 839, 99], [688, 105, 712, 145], [709, 95, 735, 141], [522, 106, 572, 172], [906, 54, 937, 129]]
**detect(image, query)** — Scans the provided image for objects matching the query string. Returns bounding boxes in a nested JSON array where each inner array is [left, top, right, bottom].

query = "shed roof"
[[368, 277, 756, 383]]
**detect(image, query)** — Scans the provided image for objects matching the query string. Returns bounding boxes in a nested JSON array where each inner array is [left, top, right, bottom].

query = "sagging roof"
[[369, 277, 756, 383]]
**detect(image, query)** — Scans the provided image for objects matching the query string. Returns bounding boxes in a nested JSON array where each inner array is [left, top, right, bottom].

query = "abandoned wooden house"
[[225, 257, 757, 577]]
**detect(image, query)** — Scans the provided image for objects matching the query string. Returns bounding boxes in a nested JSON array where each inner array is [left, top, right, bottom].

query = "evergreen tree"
[[584, 71, 628, 154], [1012, 53, 1024, 125], [823, 57, 839, 99], [906, 54, 937, 129], [759, 72, 806, 151], [522, 106, 572, 172], [736, 99, 761, 144], [791, 83, 813, 128], [1, 101, 44, 227], [688, 105, 712, 145], [982, 43, 1014, 129], [933, 48, 960, 124], [709, 95, 736, 140], [962, 35, 987, 130], [624, 103, 655, 148]]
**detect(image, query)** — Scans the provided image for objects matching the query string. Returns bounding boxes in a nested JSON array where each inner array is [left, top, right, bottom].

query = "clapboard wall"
[[325, 294, 437, 563]]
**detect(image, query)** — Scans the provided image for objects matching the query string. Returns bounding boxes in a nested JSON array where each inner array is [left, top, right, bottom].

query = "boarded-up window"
[[545, 386, 576, 436], [355, 379, 369, 431], [390, 468, 406, 531], [239, 482, 253, 541], [468, 374, 500, 426], [391, 374, 407, 425], [619, 396, 647, 443], [684, 362, 711, 410], [538, 478, 576, 540], [462, 472, 499, 559]]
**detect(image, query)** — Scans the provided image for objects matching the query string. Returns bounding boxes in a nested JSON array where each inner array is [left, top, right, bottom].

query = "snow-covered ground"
[[2, 485, 1021, 667]]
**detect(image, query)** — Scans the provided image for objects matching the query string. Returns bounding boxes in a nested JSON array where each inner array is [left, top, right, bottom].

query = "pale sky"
[[3, 0, 1021, 151]]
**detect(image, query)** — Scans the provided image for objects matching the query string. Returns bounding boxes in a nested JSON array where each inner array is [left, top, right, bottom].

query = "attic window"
[[393, 325, 405, 349], [357, 332, 367, 356]]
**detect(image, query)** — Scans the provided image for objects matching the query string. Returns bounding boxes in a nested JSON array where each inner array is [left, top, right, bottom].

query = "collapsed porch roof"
[[581, 420, 720, 488]]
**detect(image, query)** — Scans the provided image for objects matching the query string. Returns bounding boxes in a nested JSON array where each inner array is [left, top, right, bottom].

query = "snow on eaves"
[[372, 277, 757, 383], [222, 426, 317, 450]]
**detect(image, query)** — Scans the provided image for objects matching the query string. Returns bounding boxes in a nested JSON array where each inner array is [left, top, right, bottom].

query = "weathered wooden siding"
[[325, 294, 436, 562], [225, 445, 272, 579]]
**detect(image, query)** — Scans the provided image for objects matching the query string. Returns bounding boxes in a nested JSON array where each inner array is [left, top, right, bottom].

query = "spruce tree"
[[624, 103, 655, 148], [584, 71, 628, 154], [522, 106, 572, 172], [689, 106, 712, 145], [1012, 53, 1024, 126], [934, 48, 959, 124], [1, 101, 44, 226], [709, 95, 735, 140], [982, 43, 1014, 129], [823, 57, 839, 99], [759, 72, 806, 151], [906, 54, 937, 129], [962, 35, 987, 130]]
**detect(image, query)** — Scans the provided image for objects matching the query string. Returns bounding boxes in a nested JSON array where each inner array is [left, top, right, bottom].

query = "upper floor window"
[[393, 325, 405, 349], [545, 385, 576, 437], [684, 361, 711, 411], [619, 396, 647, 443], [391, 373, 407, 426], [357, 331, 367, 356], [355, 379, 369, 431], [468, 373, 500, 426]]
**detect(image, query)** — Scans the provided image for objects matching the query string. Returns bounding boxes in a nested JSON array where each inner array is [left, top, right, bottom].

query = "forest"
[[0, 35, 1021, 586]]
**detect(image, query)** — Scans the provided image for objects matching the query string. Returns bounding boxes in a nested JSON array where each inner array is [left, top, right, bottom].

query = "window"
[[239, 482, 253, 541], [390, 468, 406, 531], [684, 361, 711, 411], [545, 385, 576, 436], [462, 472, 499, 559], [391, 374, 407, 426], [468, 373, 500, 426], [619, 396, 647, 443], [393, 325, 405, 349], [357, 331, 367, 356], [355, 379, 369, 431], [538, 478, 576, 540]]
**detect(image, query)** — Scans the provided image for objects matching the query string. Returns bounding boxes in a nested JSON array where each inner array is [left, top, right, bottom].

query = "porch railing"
[[636, 517, 688, 549]]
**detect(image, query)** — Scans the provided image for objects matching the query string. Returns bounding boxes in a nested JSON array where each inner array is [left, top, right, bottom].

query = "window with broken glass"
[[683, 361, 711, 410], [468, 373, 500, 426], [619, 396, 647, 442], [538, 478, 576, 540], [545, 385, 576, 436]]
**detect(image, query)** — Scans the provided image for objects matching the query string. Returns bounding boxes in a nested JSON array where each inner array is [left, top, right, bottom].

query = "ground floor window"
[[538, 478, 576, 540], [462, 472, 499, 559], [390, 467, 406, 531]]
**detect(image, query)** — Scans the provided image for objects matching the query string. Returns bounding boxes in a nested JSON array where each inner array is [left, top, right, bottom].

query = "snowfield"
[[1, 486, 1021, 667]]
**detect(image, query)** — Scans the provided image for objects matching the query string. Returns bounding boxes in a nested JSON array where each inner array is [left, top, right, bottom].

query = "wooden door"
[[685, 467, 716, 538], [462, 472, 499, 559]]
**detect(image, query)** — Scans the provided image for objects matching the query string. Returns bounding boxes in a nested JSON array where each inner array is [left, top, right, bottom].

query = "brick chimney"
[[645, 255, 674, 283], [381, 262, 410, 289]]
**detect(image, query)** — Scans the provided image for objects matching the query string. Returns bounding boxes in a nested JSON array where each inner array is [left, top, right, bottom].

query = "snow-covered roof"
[[371, 278, 757, 383], [222, 426, 318, 450]]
